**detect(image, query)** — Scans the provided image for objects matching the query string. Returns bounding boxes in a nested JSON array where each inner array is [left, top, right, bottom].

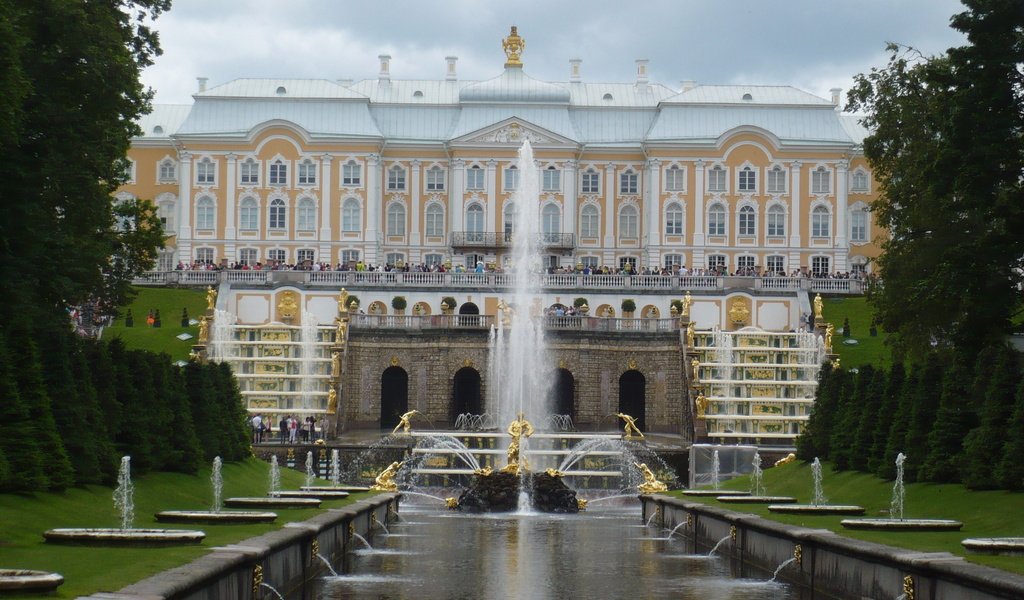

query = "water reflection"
[[321, 504, 797, 600]]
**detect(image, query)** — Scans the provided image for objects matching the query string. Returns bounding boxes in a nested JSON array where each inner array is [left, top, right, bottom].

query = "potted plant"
[[347, 295, 360, 311], [441, 296, 457, 314], [573, 297, 589, 310], [670, 299, 683, 314], [621, 299, 636, 316], [391, 296, 407, 313]]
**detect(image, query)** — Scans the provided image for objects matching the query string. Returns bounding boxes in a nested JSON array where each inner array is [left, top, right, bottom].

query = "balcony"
[[450, 231, 576, 251]]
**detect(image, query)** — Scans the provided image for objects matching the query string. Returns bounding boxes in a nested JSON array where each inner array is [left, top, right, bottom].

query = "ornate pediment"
[[457, 118, 573, 146]]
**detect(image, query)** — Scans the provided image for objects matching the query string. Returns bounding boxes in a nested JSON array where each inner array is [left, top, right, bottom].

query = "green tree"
[[868, 363, 904, 475], [878, 368, 918, 480], [962, 345, 1020, 489], [213, 362, 252, 461], [797, 362, 836, 461], [994, 380, 1024, 490], [151, 355, 202, 473], [183, 361, 221, 461], [920, 359, 976, 483], [829, 367, 860, 471], [846, 0, 1024, 360], [849, 365, 884, 472], [0, 328, 45, 491], [901, 357, 944, 482]]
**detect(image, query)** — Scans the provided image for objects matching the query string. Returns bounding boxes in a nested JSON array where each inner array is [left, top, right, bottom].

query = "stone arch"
[[618, 370, 646, 433], [412, 301, 431, 316], [368, 300, 388, 315], [451, 367, 483, 424], [641, 304, 660, 318], [458, 301, 480, 326], [595, 303, 615, 318], [551, 368, 575, 421], [380, 366, 409, 430]]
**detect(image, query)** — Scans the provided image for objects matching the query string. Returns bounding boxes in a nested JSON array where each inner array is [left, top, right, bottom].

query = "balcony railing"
[[350, 314, 682, 332], [450, 231, 576, 250]]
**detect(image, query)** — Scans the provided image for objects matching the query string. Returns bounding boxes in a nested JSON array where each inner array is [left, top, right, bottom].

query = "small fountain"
[[842, 452, 963, 531], [768, 457, 865, 516], [716, 452, 797, 504], [682, 449, 751, 497], [767, 545, 802, 584], [275, 452, 349, 500], [155, 457, 278, 523], [225, 455, 322, 509], [44, 456, 207, 545], [0, 570, 65, 594]]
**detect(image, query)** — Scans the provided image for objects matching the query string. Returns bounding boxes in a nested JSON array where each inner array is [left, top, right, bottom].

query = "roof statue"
[[502, 26, 525, 68]]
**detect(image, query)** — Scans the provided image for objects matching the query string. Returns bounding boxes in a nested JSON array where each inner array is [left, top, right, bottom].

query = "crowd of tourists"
[[249, 414, 326, 444]]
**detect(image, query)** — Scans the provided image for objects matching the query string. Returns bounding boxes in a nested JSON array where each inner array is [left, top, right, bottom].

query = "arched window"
[[542, 204, 561, 241], [851, 170, 869, 192], [425, 203, 445, 237], [269, 198, 286, 229], [580, 204, 599, 238], [196, 196, 215, 230], [239, 197, 258, 231], [738, 205, 756, 236], [387, 203, 406, 236], [665, 202, 683, 235], [767, 204, 786, 237], [296, 197, 316, 231], [619, 205, 638, 239], [342, 198, 361, 232], [156, 199, 175, 231], [707, 202, 726, 236], [466, 204, 484, 241], [850, 207, 868, 243], [811, 205, 831, 237], [503, 165, 519, 190]]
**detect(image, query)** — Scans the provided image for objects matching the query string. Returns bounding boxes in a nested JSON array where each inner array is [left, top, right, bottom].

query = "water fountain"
[[842, 452, 963, 531], [299, 311, 321, 412], [683, 449, 751, 497], [0, 570, 64, 594], [768, 457, 865, 516], [44, 456, 207, 545], [717, 452, 797, 504], [225, 455, 322, 509], [155, 456, 278, 523]]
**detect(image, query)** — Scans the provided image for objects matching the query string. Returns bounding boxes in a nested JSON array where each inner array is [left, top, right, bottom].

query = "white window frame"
[[425, 203, 445, 238], [850, 207, 869, 243], [737, 205, 756, 237], [269, 198, 287, 230], [196, 157, 216, 186], [664, 254, 683, 268], [296, 197, 316, 231], [707, 254, 726, 271], [466, 166, 484, 190], [196, 196, 215, 230], [503, 166, 519, 191], [811, 166, 831, 194], [766, 204, 786, 238], [387, 165, 406, 191], [542, 203, 561, 239], [767, 165, 786, 194], [239, 248, 258, 266], [811, 205, 831, 238], [297, 159, 317, 186], [239, 197, 259, 231], [581, 256, 599, 270], [426, 166, 446, 191], [341, 198, 361, 233], [665, 202, 683, 235], [542, 167, 561, 192], [619, 169, 638, 195], [851, 169, 870, 193], [766, 255, 785, 274], [465, 203, 484, 239], [240, 158, 259, 186], [424, 253, 444, 267], [342, 160, 361, 186], [196, 247, 215, 264], [268, 248, 286, 264], [386, 202, 406, 236], [580, 204, 599, 238], [738, 166, 757, 193], [297, 249, 315, 264], [158, 158, 176, 182], [707, 202, 726, 236], [269, 159, 288, 187], [581, 168, 600, 194], [618, 205, 638, 239], [664, 165, 685, 192], [811, 255, 831, 276], [707, 166, 726, 192], [737, 255, 756, 270], [341, 249, 360, 264]]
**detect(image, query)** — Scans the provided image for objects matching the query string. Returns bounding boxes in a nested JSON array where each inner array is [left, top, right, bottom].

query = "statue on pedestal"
[[616, 413, 644, 439], [327, 387, 338, 414], [392, 410, 419, 435], [635, 462, 668, 494], [813, 293, 824, 322], [681, 291, 692, 319], [695, 392, 708, 419], [503, 412, 534, 473], [198, 316, 209, 344], [206, 286, 217, 311], [371, 461, 403, 492]]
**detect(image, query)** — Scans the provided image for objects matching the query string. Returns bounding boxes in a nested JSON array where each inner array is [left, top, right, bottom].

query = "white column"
[[451, 159, 466, 232], [834, 160, 849, 271], [603, 163, 616, 250], [319, 153, 333, 261], [409, 160, 422, 247], [692, 160, 706, 268], [486, 159, 497, 235], [562, 159, 577, 237], [365, 154, 381, 264], [645, 158, 661, 266], [177, 152, 193, 262], [224, 154, 237, 261], [789, 161, 803, 270]]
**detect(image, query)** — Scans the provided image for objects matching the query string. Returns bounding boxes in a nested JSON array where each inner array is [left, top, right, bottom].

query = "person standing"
[[288, 416, 298, 444], [251, 414, 263, 444], [278, 415, 288, 444]]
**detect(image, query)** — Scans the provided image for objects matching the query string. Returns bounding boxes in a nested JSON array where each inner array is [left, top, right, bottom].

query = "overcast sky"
[[142, 0, 968, 107]]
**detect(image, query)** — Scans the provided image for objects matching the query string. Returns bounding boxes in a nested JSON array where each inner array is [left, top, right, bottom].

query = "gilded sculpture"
[[695, 392, 708, 419], [729, 297, 750, 325], [277, 291, 299, 321], [327, 387, 338, 414], [331, 350, 342, 379], [635, 462, 668, 494], [813, 293, 824, 321], [392, 410, 419, 435], [206, 286, 217, 311], [825, 322, 835, 353], [198, 316, 209, 344], [691, 358, 700, 382], [686, 322, 696, 347], [503, 412, 534, 473], [370, 461, 403, 492], [615, 413, 644, 439], [337, 288, 349, 314], [335, 318, 347, 344], [502, 26, 525, 67], [681, 291, 692, 319]]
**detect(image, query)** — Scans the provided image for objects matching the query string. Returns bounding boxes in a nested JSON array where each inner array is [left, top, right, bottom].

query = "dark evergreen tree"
[[184, 361, 221, 460], [69, 336, 117, 483], [994, 380, 1024, 490], [214, 362, 252, 461], [151, 355, 202, 473], [962, 345, 1021, 489], [0, 329, 46, 492], [84, 338, 121, 447], [902, 357, 945, 482], [868, 363, 904, 475], [829, 367, 860, 471], [797, 362, 835, 461], [920, 359, 976, 483], [878, 367, 918, 480], [107, 341, 149, 468], [849, 365, 883, 472]]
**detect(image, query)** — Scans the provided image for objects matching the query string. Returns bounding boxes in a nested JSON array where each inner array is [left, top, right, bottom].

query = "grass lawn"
[[671, 460, 1024, 575], [102, 287, 207, 360], [0, 458, 378, 599], [823, 296, 891, 368]]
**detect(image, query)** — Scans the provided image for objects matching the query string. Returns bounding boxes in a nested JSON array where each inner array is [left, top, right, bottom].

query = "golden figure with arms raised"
[[392, 410, 419, 435], [502, 412, 534, 473], [616, 413, 644, 439]]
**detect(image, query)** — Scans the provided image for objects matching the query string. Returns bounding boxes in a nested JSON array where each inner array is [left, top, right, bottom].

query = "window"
[[298, 159, 317, 186], [240, 158, 259, 186], [811, 205, 831, 237], [581, 168, 600, 194], [665, 165, 685, 191], [581, 256, 599, 270], [387, 165, 406, 191], [196, 196, 215, 230], [268, 249, 286, 264], [466, 204, 484, 240], [707, 202, 726, 236], [665, 202, 683, 235], [707, 254, 726, 271], [766, 255, 785, 274], [240, 248, 258, 266], [426, 166, 445, 191], [851, 170, 869, 192], [767, 205, 786, 237], [269, 198, 286, 229], [580, 205, 599, 238], [296, 197, 316, 231], [159, 159, 176, 182], [619, 256, 637, 271], [424, 253, 443, 267], [737, 255, 755, 270], [341, 249, 360, 264], [851, 209, 868, 243], [664, 254, 683, 269], [811, 167, 830, 194], [503, 166, 519, 190], [619, 169, 638, 194], [342, 160, 361, 186], [196, 158, 215, 185], [619, 205, 638, 239], [196, 248, 214, 264], [387, 203, 406, 236], [425, 203, 444, 238], [851, 259, 868, 276], [297, 249, 315, 264], [738, 166, 756, 192], [466, 166, 484, 190], [503, 202, 517, 237], [542, 204, 561, 240], [342, 198, 361, 232], [240, 197, 258, 230], [269, 160, 288, 186], [708, 166, 726, 192], [812, 256, 831, 276], [542, 167, 561, 192], [157, 201, 175, 231], [387, 253, 405, 266], [767, 166, 786, 193], [738, 205, 756, 236]]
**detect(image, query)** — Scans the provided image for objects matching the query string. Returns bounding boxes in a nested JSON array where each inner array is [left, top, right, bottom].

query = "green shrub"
[[391, 296, 407, 310], [621, 299, 637, 313]]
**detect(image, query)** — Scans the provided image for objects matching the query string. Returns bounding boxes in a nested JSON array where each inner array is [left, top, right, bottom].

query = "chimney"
[[445, 56, 458, 81], [635, 59, 649, 88], [196, 77, 208, 93], [830, 87, 842, 110], [378, 54, 392, 81], [569, 58, 582, 82], [680, 80, 696, 93]]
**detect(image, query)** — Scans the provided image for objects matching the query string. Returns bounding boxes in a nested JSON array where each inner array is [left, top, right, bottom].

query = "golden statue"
[[686, 322, 696, 347], [544, 468, 563, 478], [775, 453, 797, 467], [474, 466, 493, 477], [198, 316, 209, 344], [392, 410, 419, 435], [497, 299, 513, 327], [691, 358, 700, 382], [832, 357, 841, 369], [503, 412, 534, 472], [825, 322, 835, 353], [277, 291, 299, 321], [327, 387, 338, 414], [695, 392, 708, 419], [681, 291, 692, 319], [445, 497, 459, 510], [635, 462, 668, 494], [615, 413, 644, 439], [813, 293, 824, 321], [370, 461, 403, 492], [349, 299, 359, 312], [576, 498, 588, 511], [206, 286, 217, 311], [334, 319, 347, 345], [502, 25, 525, 67], [331, 350, 342, 379], [337, 288, 349, 314]]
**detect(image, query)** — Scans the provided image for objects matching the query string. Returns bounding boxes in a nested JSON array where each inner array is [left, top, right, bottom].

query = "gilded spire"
[[502, 25, 525, 68]]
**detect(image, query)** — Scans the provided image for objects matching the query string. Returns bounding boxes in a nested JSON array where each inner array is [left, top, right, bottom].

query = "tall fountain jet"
[[487, 139, 553, 428]]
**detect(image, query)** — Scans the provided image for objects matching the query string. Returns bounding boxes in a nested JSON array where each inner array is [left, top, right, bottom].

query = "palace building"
[[121, 27, 881, 276]]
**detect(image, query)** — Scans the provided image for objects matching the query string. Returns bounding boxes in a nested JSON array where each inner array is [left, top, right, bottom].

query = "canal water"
[[320, 502, 799, 599]]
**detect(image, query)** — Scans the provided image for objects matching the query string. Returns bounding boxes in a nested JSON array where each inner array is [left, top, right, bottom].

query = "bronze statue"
[[635, 462, 668, 494], [503, 412, 534, 472], [370, 461, 403, 492], [198, 316, 209, 344], [327, 387, 338, 414], [695, 392, 708, 419], [615, 413, 644, 439], [392, 410, 419, 435], [206, 286, 217, 311]]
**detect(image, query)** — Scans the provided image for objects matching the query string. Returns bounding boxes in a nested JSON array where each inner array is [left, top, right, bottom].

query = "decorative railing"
[[350, 314, 682, 332], [450, 231, 576, 249]]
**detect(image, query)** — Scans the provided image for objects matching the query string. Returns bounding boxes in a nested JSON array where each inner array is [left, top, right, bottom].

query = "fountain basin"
[[273, 490, 350, 499], [155, 510, 278, 524], [0, 570, 64, 593], [302, 485, 370, 493], [717, 495, 798, 504], [224, 497, 321, 509], [682, 490, 751, 497], [768, 504, 865, 515], [961, 538, 1024, 555], [43, 528, 206, 546], [840, 518, 963, 531]]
